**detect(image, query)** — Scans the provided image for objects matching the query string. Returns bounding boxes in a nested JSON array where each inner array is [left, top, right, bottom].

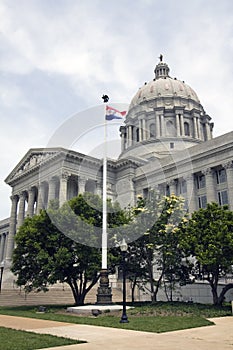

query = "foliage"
[[11, 193, 129, 305], [126, 192, 189, 302], [179, 202, 233, 305]]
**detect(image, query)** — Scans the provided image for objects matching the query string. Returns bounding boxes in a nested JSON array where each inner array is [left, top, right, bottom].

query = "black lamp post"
[[0, 262, 4, 294], [120, 238, 129, 323]]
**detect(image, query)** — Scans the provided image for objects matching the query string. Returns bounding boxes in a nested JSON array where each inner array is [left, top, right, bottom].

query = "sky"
[[0, 0, 233, 219]]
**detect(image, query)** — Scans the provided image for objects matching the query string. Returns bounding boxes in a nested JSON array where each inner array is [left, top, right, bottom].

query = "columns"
[[127, 125, 133, 147], [169, 179, 177, 195], [193, 117, 198, 138], [204, 168, 216, 203], [59, 172, 69, 206], [197, 117, 201, 139], [27, 188, 36, 217], [156, 114, 160, 137], [36, 183, 45, 214], [176, 114, 180, 137], [78, 176, 86, 194], [205, 122, 212, 140], [185, 174, 196, 213], [48, 177, 57, 205], [17, 192, 26, 228], [180, 114, 184, 137], [142, 119, 147, 140], [160, 115, 165, 136], [0, 234, 6, 262], [96, 181, 102, 196], [224, 162, 233, 210], [5, 195, 19, 265]]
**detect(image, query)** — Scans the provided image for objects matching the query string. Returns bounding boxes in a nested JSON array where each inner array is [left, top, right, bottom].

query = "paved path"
[[0, 314, 233, 349]]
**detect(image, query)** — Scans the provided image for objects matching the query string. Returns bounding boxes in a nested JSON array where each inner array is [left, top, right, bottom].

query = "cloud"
[[0, 0, 233, 218]]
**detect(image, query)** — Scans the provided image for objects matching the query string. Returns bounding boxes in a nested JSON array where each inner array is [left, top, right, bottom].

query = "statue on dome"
[[159, 54, 163, 62]]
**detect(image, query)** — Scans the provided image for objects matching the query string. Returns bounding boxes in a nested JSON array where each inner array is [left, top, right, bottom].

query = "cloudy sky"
[[0, 0, 233, 218]]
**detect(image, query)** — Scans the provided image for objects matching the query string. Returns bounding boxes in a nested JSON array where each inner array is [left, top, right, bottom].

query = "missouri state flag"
[[105, 105, 127, 121]]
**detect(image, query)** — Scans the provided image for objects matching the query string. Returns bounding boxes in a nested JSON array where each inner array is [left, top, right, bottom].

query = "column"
[[27, 188, 36, 217], [0, 234, 5, 262], [205, 122, 212, 140], [160, 115, 165, 136], [197, 117, 201, 139], [48, 177, 57, 205], [143, 119, 148, 140], [59, 172, 69, 206], [5, 195, 19, 265], [185, 174, 196, 214], [139, 118, 143, 141], [180, 114, 184, 137], [128, 126, 132, 147], [224, 162, 233, 210], [156, 114, 160, 137], [121, 127, 126, 151], [78, 176, 86, 194], [193, 117, 198, 138], [96, 181, 102, 196], [36, 183, 45, 214], [204, 168, 216, 203], [176, 114, 180, 137], [169, 179, 177, 195], [17, 192, 26, 228]]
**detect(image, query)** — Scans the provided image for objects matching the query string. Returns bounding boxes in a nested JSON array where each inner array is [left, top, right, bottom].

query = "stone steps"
[[0, 285, 128, 307]]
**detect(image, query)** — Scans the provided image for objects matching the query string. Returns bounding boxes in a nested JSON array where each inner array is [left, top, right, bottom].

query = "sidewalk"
[[0, 314, 233, 350]]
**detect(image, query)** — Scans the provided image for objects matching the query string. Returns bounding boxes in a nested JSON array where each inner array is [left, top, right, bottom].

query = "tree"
[[11, 193, 129, 305], [128, 192, 188, 302], [180, 202, 233, 306]]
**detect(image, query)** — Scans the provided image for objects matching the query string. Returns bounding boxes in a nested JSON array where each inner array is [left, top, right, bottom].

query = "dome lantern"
[[154, 54, 170, 79]]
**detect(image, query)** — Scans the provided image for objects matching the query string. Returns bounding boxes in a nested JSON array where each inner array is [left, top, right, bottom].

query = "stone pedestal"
[[96, 269, 112, 304]]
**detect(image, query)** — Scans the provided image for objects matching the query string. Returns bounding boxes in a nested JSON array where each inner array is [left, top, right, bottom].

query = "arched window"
[[184, 122, 190, 136]]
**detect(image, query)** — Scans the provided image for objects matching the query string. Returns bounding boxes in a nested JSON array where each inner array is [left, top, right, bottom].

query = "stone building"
[[1, 57, 233, 302]]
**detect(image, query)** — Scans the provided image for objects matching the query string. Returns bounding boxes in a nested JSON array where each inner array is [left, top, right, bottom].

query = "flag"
[[105, 105, 127, 121]]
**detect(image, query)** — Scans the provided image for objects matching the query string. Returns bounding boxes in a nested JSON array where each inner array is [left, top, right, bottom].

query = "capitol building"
[[1, 57, 233, 303]]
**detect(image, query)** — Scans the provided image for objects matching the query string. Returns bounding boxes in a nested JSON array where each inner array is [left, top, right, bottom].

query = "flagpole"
[[102, 104, 107, 270], [96, 94, 112, 304]]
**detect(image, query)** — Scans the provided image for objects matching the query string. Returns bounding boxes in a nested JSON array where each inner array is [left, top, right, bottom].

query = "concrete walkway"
[[0, 314, 233, 350]]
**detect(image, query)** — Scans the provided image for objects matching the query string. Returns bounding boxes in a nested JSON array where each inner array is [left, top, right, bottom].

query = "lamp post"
[[120, 238, 129, 323], [0, 262, 4, 293]]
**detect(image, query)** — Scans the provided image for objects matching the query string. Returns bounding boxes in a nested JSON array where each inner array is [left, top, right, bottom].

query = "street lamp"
[[0, 262, 4, 294], [120, 238, 129, 323]]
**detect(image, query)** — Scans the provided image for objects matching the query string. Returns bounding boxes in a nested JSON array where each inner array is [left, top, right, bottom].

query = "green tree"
[[180, 202, 233, 306], [11, 193, 129, 305], [128, 192, 188, 302]]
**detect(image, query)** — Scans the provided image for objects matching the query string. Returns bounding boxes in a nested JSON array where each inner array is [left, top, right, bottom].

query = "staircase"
[[0, 284, 126, 307]]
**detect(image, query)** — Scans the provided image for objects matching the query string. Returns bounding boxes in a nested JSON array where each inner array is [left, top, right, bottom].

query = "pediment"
[[5, 147, 65, 184]]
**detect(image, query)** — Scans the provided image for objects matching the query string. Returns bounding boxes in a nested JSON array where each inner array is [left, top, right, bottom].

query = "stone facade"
[[1, 58, 233, 301]]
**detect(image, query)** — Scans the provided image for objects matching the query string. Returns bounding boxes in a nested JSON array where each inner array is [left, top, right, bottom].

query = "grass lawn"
[[0, 327, 84, 350], [0, 301, 231, 333]]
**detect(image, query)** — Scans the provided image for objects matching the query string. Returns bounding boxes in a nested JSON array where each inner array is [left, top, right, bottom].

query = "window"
[[149, 123, 156, 138], [218, 190, 228, 206], [198, 195, 207, 208], [179, 180, 187, 194], [196, 174, 206, 189], [136, 128, 140, 142], [143, 188, 149, 198], [184, 122, 190, 136], [216, 169, 226, 184], [170, 142, 174, 149]]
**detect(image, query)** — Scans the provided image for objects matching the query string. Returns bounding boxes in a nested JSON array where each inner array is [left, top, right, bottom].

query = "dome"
[[119, 56, 213, 161], [128, 60, 201, 111]]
